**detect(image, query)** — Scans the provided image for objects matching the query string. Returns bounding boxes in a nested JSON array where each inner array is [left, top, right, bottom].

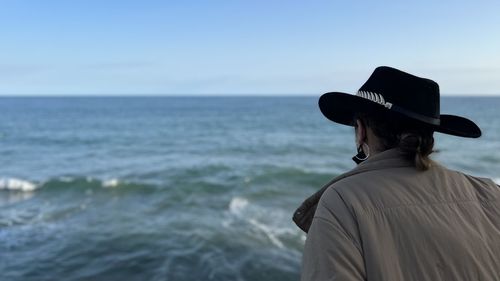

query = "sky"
[[0, 0, 499, 96]]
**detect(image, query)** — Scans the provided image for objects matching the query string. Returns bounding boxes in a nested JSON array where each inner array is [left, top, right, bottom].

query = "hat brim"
[[319, 92, 481, 138]]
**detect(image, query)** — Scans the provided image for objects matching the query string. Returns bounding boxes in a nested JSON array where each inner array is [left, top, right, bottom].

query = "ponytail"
[[399, 133, 434, 170]]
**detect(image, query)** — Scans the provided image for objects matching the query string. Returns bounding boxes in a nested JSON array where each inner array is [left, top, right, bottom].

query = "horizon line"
[[0, 93, 500, 98]]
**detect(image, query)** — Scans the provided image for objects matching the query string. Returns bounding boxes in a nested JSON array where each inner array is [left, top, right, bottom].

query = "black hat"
[[319, 66, 481, 138]]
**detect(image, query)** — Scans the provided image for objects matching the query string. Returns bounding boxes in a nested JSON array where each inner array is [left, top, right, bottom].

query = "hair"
[[355, 111, 435, 171]]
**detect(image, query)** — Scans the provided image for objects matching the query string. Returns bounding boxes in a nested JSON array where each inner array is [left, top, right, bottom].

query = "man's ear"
[[355, 119, 366, 144]]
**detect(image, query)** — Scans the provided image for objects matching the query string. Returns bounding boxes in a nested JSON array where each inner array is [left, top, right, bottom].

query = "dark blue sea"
[[1, 96, 499, 281]]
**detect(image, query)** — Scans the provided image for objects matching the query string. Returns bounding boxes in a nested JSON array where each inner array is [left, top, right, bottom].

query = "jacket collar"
[[293, 148, 413, 233], [352, 147, 413, 174]]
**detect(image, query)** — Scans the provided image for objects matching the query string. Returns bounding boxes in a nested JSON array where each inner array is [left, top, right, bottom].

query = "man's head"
[[318, 66, 480, 169], [353, 111, 435, 170]]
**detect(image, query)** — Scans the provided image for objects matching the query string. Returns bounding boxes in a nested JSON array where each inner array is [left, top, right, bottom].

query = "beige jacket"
[[297, 148, 500, 281]]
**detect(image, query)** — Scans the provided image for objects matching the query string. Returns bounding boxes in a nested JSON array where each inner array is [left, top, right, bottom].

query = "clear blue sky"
[[1, 0, 499, 96]]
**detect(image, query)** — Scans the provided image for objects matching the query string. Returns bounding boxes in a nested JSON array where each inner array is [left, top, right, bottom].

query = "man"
[[294, 66, 500, 280]]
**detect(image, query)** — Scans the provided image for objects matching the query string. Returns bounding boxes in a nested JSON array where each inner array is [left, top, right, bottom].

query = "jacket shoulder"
[[324, 164, 500, 212], [324, 166, 414, 209], [454, 171, 500, 201]]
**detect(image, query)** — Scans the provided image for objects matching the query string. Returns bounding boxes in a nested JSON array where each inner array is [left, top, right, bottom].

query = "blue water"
[[1, 96, 499, 281]]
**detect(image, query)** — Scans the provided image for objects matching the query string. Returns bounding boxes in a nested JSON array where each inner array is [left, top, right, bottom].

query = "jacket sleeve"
[[301, 187, 366, 281]]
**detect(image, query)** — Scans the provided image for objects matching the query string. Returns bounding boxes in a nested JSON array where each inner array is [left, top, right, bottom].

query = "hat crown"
[[358, 66, 440, 119]]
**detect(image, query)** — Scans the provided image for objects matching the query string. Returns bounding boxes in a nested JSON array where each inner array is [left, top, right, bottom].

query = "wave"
[[0, 176, 155, 193], [0, 177, 38, 191], [244, 166, 336, 193], [494, 178, 500, 185]]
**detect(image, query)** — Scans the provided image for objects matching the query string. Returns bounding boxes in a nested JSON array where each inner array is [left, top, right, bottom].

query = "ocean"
[[1, 96, 499, 281]]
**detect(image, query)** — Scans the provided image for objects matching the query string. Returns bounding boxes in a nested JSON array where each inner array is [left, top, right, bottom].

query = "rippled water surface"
[[1, 96, 499, 281]]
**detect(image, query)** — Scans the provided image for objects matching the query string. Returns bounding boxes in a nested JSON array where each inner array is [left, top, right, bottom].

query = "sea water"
[[1, 96, 499, 281]]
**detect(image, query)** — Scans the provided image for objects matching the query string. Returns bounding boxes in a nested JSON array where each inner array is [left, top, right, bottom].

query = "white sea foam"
[[248, 218, 285, 249], [0, 177, 38, 192], [227, 196, 295, 249], [102, 178, 120, 188], [494, 178, 500, 185], [229, 197, 249, 215]]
